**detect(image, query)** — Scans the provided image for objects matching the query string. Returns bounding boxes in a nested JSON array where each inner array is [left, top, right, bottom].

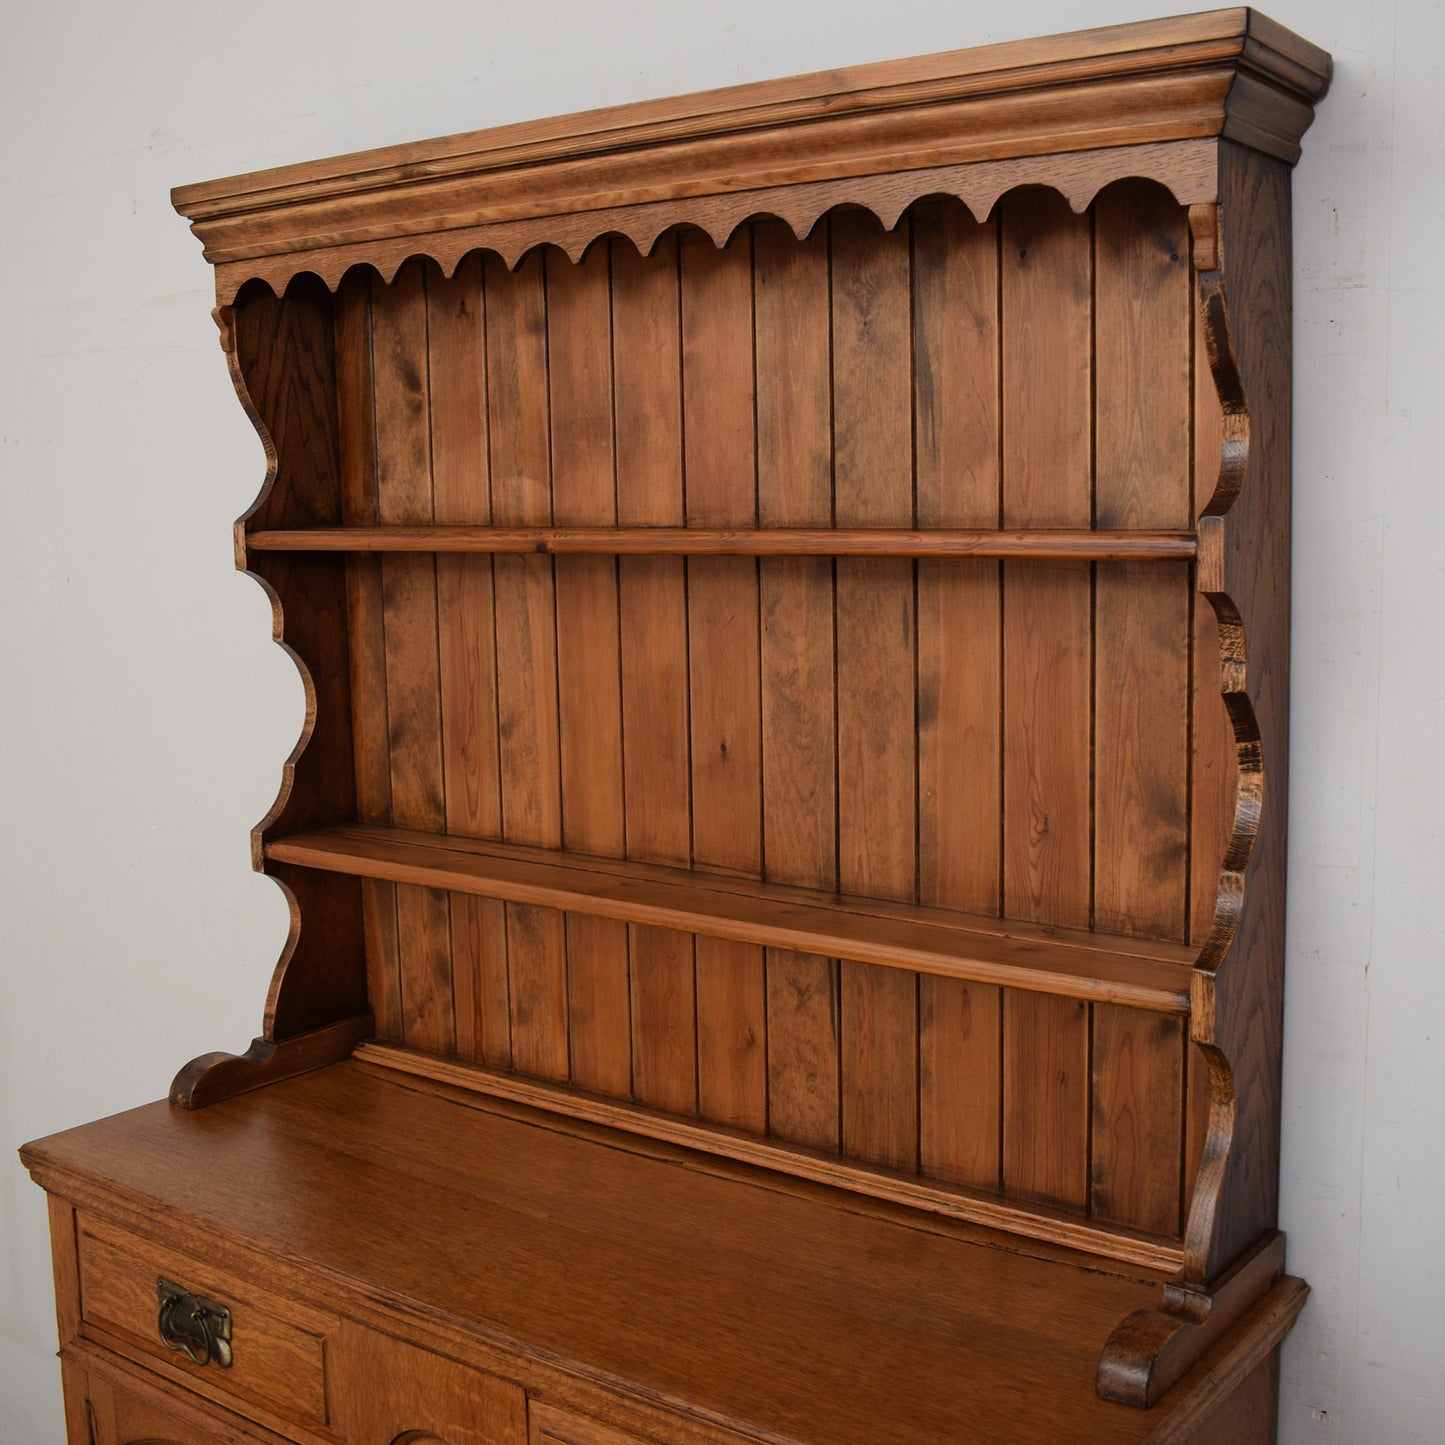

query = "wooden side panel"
[[755, 218, 841, 1153], [1091, 181, 1192, 1235], [429, 255, 510, 1067], [335, 273, 401, 1040], [1193, 144, 1296, 1277], [236, 276, 366, 1039], [549, 244, 631, 1098], [913, 196, 1004, 1190], [1189, 266, 1236, 1203], [832, 211, 918, 1172], [999, 191, 1092, 1210], [682, 230, 767, 1132], [613, 236, 696, 1116], [486, 251, 567, 1082]]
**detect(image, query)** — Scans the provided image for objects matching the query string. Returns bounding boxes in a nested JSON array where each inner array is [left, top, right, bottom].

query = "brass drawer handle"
[[156, 1276, 233, 1368]]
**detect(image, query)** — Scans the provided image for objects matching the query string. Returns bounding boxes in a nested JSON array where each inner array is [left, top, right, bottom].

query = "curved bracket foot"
[[1096, 1233, 1285, 1407], [170, 1015, 373, 1109]]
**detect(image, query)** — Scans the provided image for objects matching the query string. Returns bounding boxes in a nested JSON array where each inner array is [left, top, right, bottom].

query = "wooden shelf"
[[243, 525, 1199, 560], [264, 825, 1197, 1013]]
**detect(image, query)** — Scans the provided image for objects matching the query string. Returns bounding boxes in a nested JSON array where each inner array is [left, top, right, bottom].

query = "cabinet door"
[[330, 1323, 527, 1445]]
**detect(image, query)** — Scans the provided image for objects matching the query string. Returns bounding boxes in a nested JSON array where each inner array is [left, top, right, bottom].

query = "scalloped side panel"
[[1180, 268, 1268, 1287], [216, 281, 366, 1058], [210, 139, 1220, 303]]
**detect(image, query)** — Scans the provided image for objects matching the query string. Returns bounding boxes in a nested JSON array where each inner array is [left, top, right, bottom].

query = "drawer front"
[[530, 1407, 650, 1445], [330, 1321, 526, 1444], [529, 1403, 741, 1445], [77, 1218, 329, 1430], [86, 1365, 297, 1445]]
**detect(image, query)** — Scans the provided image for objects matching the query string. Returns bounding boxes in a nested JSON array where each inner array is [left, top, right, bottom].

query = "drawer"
[[330, 1320, 526, 1443], [529, 1402, 743, 1445], [76, 1217, 330, 1431], [530, 1405, 652, 1445], [83, 1354, 301, 1445]]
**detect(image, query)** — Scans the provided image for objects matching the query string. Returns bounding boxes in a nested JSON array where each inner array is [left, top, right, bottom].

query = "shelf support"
[[1096, 1233, 1288, 1406]]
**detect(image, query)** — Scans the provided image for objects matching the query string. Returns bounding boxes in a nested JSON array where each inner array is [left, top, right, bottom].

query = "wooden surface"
[[331, 1324, 527, 1445], [265, 826, 1195, 1009], [171, 12, 1328, 302], [356, 1040, 1184, 1272], [24, 1062, 1304, 1445], [243, 525, 1199, 558], [1182, 142, 1298, 1288]]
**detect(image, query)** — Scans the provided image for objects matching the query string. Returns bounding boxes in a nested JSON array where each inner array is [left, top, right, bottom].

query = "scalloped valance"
[[173, 8, 1330, 301]]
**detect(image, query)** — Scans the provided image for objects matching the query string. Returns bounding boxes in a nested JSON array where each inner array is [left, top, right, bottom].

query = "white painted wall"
[[1, 2, 1439, 1440]]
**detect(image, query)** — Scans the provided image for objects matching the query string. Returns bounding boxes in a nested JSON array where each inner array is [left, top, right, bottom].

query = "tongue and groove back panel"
[[232, 181, 1235, 1246]]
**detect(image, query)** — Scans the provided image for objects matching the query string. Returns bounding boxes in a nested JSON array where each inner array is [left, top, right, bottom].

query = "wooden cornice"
[[174, 8, 1330, 300]]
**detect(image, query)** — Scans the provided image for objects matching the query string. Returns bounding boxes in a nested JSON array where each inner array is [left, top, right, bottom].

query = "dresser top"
[[23, 1061, 1305, 1445]]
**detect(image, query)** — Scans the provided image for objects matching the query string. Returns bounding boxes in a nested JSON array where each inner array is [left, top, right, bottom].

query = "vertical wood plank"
[[832, 210, 918, 1173], [1092, 1004, 1186, 1235], [335, 273, 402, 1041], [913, 196, 1004, 1190], [1091, 181, 1192, 1233], [1093, 181, 1192, 940], [428, 254, 509, 1067], [682, 228, 767, 1132], [1000, 191, 1092, 1209], [548, 243, 631, 1098], [486, 250, 567, 1081], [371, 261, 452, 1055], [754, 217, 840, 1152], [613, 235, 697, 1115], [1003, 992, 1090, 1210]]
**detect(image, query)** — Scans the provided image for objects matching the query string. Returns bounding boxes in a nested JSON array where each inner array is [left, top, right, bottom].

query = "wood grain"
[[1000, 189, 1093, 1211], [331, 1322, 526, 1444], [246, 525, 1199, 558], [266, 824, 1196, 1012], [334, 272, 402, 1041], [232, 275, 367, 1041], [485, 250, 567, 1082], [547, 243, 632, 1099], [1184, 144, 1297, 1283], [371, 261, 453, 1056], [612, 235, 696, 1115], [913, 195, 1005, 1191], [681, 229, 767, 1133], [427, 255, 510, 1067], [832, 209, 919, 1173], [755, 216, 840, 1153], [1090, 181, 1192, 1235], [24, 1061, 1205, 1445]]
